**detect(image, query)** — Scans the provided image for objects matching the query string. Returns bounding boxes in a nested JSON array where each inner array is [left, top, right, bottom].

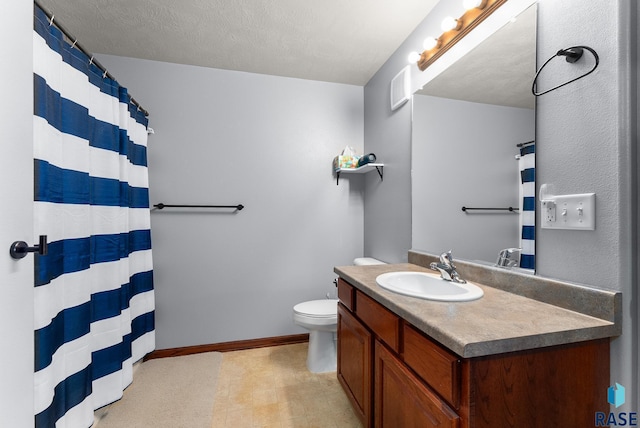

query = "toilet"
[[293, 257, 386, 373]]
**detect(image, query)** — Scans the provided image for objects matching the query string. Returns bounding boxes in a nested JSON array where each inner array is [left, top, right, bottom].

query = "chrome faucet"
[[495, 248, 521, 268], [430, 250, 466, 284]]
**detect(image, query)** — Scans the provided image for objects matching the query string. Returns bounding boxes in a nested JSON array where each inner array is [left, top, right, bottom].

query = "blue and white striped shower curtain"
[[519, 143, 535, 270], [33, 5, 155, 427]]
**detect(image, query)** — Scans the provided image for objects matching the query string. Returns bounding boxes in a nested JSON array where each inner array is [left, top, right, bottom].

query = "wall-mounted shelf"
[[335, 163, 384, 185]]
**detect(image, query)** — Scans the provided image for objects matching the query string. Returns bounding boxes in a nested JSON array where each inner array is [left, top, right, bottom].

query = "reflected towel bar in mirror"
[[462, 206, 519, 212]]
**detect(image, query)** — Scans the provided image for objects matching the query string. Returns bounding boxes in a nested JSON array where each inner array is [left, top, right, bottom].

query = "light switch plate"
[[541, 193, 595, 230]]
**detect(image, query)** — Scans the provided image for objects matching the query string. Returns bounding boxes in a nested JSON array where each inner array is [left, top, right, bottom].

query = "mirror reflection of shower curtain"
[[518, 143, 535, 270]]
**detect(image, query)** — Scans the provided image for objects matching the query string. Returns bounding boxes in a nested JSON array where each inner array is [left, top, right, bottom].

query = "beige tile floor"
[[211, 343, 363, 428]]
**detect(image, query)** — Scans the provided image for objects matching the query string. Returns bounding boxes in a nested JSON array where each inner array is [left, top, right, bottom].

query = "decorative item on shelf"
[[407, 0, 508, 72], [333, 145, 360, 171], [357, 153, 377, 167], [333, 147, 383, 185]]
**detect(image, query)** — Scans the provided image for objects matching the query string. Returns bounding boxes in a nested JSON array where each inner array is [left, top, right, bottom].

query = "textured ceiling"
[[37, 0, 440, 86]]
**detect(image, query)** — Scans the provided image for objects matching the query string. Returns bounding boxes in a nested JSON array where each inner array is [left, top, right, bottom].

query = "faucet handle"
[[433, 250, 465, 283], [440, 250, 455, 266], [496, 248, 521, 267]]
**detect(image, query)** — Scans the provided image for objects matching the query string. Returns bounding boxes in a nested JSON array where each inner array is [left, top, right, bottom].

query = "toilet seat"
[[293, 299, 337, 318], [293, 299, 338, 327]]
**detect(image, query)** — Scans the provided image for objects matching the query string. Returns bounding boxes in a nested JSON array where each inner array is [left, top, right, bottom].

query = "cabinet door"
[[375, 341, 459, 428], [337, 303, 373, 427], [403, 323, 461, 408]]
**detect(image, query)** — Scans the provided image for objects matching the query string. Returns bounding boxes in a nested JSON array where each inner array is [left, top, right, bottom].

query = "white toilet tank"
[[353, 257, 386, 266]]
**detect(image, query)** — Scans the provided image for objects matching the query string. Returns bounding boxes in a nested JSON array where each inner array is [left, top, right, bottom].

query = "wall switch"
[[541, 193, 595, 230]]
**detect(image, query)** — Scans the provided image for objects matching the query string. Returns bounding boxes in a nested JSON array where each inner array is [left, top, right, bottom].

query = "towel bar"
[[153, 203, 244, 210]]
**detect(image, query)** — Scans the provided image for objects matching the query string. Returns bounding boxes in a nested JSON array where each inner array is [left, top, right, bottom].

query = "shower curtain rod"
[[34, 1, 149, 117]]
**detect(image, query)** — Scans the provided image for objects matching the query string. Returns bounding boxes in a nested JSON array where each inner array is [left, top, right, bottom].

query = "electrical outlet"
[[542, 200, 556, 223], [541, 193, 595, 230]]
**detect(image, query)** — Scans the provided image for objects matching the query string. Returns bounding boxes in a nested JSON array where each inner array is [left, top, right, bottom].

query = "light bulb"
[[423, 37, 439, 51], [408, 51, 422, 63], [463, 0, 486, 10], [441, 16, 461, 32]]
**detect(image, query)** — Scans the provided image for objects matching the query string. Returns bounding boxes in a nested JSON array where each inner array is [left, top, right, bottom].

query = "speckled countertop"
[[334, 258, 621, 358]]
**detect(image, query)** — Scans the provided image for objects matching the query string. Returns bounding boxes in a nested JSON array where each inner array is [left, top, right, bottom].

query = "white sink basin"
[[376, 271, 484, 302]]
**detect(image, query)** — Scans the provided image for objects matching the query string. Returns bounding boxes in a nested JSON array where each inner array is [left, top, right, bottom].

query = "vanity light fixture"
[[410, 0, 508, 71], [463, 0, 488, 10], [441, 16, 461, 32], [408, 51, 422, 63], [409, 36, 441, 63], [423, 36, 441, 51]]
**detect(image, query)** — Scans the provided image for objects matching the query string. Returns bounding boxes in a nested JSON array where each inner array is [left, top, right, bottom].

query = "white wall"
[[362, 64, 413, 264], [364, 0, 638, 411], [99, 55, 365, 349], [535, 0, 638, 409], [0, 2, 34, 426], [412, 95, 535, 262]]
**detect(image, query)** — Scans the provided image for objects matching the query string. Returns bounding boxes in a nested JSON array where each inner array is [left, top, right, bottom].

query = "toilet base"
[[306, 330, 336, 373]]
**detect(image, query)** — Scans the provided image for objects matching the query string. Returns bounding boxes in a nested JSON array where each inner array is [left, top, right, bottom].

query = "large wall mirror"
[[411, 4, 537, 271]]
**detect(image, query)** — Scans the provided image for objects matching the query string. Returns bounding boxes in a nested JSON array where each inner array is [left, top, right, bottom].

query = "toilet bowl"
[[293, 299, 338, 373], [293, 257, 386, 373]]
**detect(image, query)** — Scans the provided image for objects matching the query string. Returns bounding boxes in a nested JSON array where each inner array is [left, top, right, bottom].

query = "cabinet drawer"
[[337, 278, 355, 311], [355, 290, 400, 352], [403, 323, 461, 408]]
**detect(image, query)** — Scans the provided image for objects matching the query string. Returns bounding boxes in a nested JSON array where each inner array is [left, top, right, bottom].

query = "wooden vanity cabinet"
[[337, 303, 372, 426], [402, 323, 461, 409], [337, 277, 401, 427], [375, 340, 459, 428], [337, 278, 610, 428]]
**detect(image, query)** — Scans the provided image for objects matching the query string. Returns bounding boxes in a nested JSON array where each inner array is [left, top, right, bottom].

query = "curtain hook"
[[49, 14, 54, 26], [102, 70, 108, 79], [70, 39, 78, 49], [89, 55, 94, 66]]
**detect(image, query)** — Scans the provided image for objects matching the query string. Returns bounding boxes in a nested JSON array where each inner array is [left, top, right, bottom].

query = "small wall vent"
[[390, 66, 411, 111]]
